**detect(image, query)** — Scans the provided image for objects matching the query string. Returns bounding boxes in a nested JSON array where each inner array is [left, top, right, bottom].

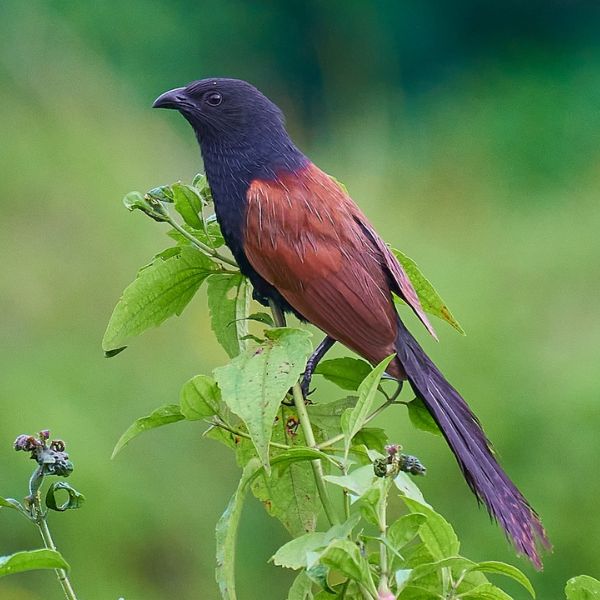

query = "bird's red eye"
[[205, 92, 223, 106]]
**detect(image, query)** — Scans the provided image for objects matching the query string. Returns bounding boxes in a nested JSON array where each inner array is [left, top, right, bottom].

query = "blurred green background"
[[1, 1, 599, 598]]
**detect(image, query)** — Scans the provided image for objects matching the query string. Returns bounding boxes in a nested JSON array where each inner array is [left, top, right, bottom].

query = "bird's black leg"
[[300, 335, 336, 399]]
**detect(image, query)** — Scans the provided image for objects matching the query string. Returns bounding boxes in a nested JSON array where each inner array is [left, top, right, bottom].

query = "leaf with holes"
[[214, 328, 312, 472]]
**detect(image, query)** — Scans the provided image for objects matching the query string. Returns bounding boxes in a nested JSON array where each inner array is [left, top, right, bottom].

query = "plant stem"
[[377, 479, 391, 598], [269, 301, 340, 526], [32, 494, 78, 600], [168, 217, 238, 268], [210, 420, 291, 450]]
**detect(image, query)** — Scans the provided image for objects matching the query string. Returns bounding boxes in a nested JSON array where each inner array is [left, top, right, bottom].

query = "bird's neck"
[[197, 128, 307, 261]]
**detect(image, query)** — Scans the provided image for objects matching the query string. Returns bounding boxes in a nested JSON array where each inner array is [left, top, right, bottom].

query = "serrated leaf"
[[288, 571, 314, 600], [167, 221, 225, 250], [406, 398, 442, 436], [192, 173, 213, 203], [393, 472, 428, 505], [111, 404, 184, 458], [235, 406, 323, 537], [172, 182, 204, 229], [388, 513, 427, 553], [400, 497, 459, 560], [0, 549, 69, 578], [207, 273, 250, 358], [272, 514, 360, 570], [314, 358, 372, 391], [216, 458, 261, 600], [324, 464, 375, 499], [352, 428, 388, 454], [468, 561, 535, 598], [45, 482, 85, 512], [460, 583, 513, 599], [320, 539, 367, 584], [307, 397, 358, 435], [214, 328, 312, 472], [408, 556, 475, 585], [391, 248, 464, 335], [180, 375, 221, 420], [342, 355, 394, 458], [103, 246, 217, 353], [397, 585, 440, 599], [565, 575, 600, 600]]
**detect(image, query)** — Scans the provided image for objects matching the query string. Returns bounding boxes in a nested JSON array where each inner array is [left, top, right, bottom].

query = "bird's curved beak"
[[152, 87, 187, 109]]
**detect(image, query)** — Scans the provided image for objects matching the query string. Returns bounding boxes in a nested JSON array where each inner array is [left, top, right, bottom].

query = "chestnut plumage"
[[153, 77, 550, 567]]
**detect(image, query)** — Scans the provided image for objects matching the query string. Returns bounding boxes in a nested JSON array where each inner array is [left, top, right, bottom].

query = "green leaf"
[[393, 472, 428, 504], [460, 583, 513, 599], [323, 464, 376, 499], [398, 584, 440, 599], [180, 375, 221, 420], [247, 312, 275, 326], [192, 172, 213, 203], [111, 404, 184, 459], [216, 458, 261, 600], [565, 575, 600, 600], [0, 497, 25, 514], [235, 407, 324, 537], [288, 571, 314, 600], [395, 568, 412, 589], [123, 191, 169, 222], [400, 497, 459, 560], [307, 397, 358, 435], [172, 182, 204, 229], [320, 539, 367, 584], [207, 273, 250, 358], [272, 514, 360, 570], [146, 184, 174, 203], [352, 428, 388, 454], [103, 246, 217, 354], [167, 221, 225, 250], [214, 328, 312, 472], [391, 248, 464, 335], [342, 355, 394, 458], [408, 556, 475, 585], [468, 561, 535, 598], [387, 513, 427, 552], [45, 482, 85, 512], [0, 549, 69, 578], [314, 358, 373, 391], [406, 398, 442, 436]]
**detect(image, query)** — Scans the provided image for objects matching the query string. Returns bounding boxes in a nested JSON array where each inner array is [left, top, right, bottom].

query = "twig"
[[167, 217, 238, 268]]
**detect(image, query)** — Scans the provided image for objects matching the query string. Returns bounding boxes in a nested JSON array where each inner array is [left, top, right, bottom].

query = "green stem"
[[210, 420, 291, 450], [269, 301, 340, 527], [377, 479, 391, 598], [32, 494, 78, 600], [167, 217, 238, 268]]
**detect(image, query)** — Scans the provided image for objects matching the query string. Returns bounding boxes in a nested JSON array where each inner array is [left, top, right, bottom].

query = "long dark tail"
[[395, 319, 550, 568]]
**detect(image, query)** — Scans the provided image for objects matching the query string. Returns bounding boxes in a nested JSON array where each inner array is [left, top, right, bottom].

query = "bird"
[[153, 77, 550, 567]]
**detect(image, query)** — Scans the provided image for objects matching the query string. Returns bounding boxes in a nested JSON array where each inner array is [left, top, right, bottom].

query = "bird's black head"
[[153, 78, 288, 145], [153, 77, 307, 187]]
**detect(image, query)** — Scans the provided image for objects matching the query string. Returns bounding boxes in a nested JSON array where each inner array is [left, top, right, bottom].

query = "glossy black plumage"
[[153, 77, 550, 566]]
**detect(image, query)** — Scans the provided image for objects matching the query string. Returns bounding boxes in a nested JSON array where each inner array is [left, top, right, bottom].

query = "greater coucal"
[[153, 78, 549, 566]]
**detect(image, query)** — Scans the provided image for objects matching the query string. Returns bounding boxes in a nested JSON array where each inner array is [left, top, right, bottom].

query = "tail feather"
[[395, 319, 551, 568]]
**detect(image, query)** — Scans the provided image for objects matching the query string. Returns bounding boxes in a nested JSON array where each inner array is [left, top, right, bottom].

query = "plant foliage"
[[102, 175, 594, 599]]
